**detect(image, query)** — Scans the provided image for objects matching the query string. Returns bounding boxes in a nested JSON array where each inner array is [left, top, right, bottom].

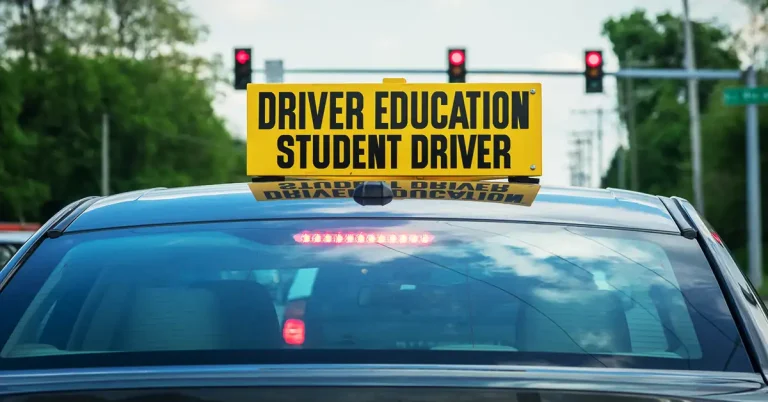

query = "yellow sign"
[[246, 81, 542, 177], [293, 176, 507, 181], [248, 180, 541, 207]]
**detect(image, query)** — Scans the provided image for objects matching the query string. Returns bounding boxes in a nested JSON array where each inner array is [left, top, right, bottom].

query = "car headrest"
[[516, 289, 632, 354], [190, 280, 281, 349], [120, 287, 225, 352]]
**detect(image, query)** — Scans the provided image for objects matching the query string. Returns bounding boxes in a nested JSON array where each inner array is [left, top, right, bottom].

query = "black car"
[[0, 178, 767, 401]]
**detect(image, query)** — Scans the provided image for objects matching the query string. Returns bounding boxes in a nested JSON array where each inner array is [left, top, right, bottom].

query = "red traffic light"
[[449, 50, 465, 66], [236, 50, 250, 65], [585, 51, 602, 68]]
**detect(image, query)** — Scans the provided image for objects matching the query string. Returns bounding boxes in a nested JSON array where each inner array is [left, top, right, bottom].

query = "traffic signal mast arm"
[[237, 67, 741, 79], [231, 47, 742, 83]]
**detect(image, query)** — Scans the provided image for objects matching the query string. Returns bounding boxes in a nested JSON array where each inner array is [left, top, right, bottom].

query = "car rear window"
[[0, 219, 753, 372]]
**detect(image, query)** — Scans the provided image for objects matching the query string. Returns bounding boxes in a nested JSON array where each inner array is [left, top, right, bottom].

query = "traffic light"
[[584, 50, 603, 93], [447, 48, 466, 83], [234, 48, 252, 90]]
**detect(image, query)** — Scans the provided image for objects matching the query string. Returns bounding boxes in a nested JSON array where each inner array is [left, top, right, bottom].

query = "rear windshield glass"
[[0, 219, 753, 372]]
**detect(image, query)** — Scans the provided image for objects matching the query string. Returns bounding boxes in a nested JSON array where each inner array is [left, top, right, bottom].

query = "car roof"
[[60, 182, 683, 235]]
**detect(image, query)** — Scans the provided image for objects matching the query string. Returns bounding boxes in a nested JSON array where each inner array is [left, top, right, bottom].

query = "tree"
[[600, 9, 768, 277], [0, 0, 239, 222], [601, 10, 740, 197], [732, 0, 768, 67], [0, 62, 49, 221]]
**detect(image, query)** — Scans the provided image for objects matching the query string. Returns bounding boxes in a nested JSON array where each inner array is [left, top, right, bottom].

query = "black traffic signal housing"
[[448, 48, 466, 83], [234, 48, 252, 90], [584, 50, 604, 93]]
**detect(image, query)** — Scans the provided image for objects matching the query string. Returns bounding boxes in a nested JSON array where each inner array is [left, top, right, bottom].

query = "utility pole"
[[618, 51, 641, 191], [572, 109, 605, 186], [568, 137, 584, 187], [570, 131, 594, 187], [597, 108, 603, 180], [618, 129, 627, 189], [568, 149, 581, 186], [745, 65, 762, 287], [584, 132, 594, 187], [622, 70, 639, 191], [682, 0, 704, 213], [619, 141, 627, 189], [102, 113, 109, 196], [617, 63, 656, 191]]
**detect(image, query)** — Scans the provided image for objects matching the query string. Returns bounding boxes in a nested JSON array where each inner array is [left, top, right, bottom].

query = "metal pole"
[[624, 74, 639, 191], [617, 90, 627, 190], [597, 108, 604, 184], [568, 146, 580, 187], [572, 132, 594, 187], [571, 109, 605, 186], [586, 134, 593, 188], [102, 113, 109, 196], [682, 0, 704, 213], [579, 139, 585, 187], [618, 143, 627, 189], [746, 66, 762, 287]]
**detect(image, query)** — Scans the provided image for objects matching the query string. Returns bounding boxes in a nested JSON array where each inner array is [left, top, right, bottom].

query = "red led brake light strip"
[[293, 232, 433, 245]]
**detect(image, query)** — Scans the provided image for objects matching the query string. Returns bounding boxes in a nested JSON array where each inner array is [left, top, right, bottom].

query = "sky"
[[186, 0, 747, 187]]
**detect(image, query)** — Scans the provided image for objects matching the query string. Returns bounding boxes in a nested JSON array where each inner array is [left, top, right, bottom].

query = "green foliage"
[[601, 10, 740, 196], [600, 9, 767, 274], [0, 0, 242, 222], [0, 63, 49, 221]]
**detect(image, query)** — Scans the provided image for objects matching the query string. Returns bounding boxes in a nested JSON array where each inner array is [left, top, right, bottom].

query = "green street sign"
[[724, 87, 768, 105]]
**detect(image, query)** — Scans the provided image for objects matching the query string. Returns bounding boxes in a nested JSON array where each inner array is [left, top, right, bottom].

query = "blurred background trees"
[[0, 0, 245, 221], [601, 4, 768, 279], [1, 0, 767, 279]]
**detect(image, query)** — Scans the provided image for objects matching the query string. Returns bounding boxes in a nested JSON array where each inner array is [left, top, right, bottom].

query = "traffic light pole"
[[745, 66, 762, 288], [683, 0, 704, 214]]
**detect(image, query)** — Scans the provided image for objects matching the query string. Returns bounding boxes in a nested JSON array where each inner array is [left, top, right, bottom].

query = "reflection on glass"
[[0, 219, 751, 373]]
